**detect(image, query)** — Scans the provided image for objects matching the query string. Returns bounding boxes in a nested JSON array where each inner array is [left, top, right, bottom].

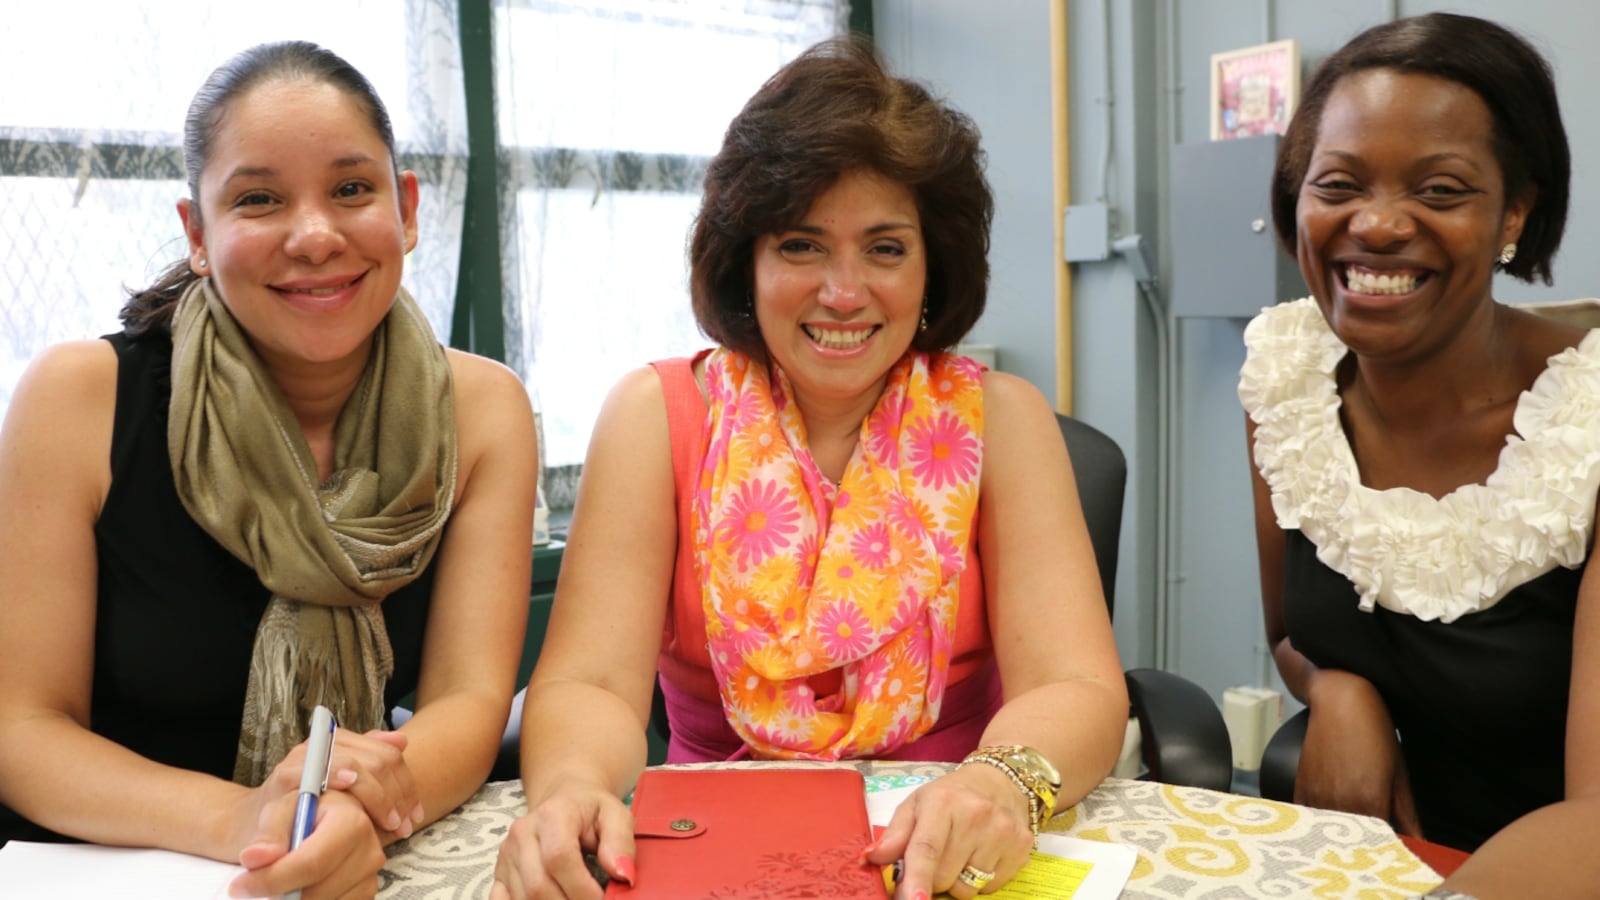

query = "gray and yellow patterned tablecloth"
[[379, 761, 1446, 899]]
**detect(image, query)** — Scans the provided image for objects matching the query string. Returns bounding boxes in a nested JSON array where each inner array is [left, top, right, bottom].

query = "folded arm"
[[873, 374, 1129, 899], [0, 342, 267, 858], [494, 366, 678, 899], [389, 351, 538, 831]]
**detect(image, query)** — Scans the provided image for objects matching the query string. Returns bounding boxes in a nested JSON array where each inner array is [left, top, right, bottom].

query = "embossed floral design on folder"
[[606, 767, 886, 900]]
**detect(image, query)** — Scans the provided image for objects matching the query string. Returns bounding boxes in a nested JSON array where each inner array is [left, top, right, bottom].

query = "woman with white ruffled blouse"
[[1240, 13, 1600, 898]]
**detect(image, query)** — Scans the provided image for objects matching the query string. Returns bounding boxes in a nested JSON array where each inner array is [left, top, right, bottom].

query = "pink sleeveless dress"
[[650, 353, 1002, 763]]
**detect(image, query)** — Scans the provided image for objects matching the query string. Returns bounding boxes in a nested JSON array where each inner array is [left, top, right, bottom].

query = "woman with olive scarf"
[[0, 42, 536, 900]]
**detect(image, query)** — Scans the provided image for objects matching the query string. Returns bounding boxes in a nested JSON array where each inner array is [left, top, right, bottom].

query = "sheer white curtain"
[[493, 0, 850, 499], [0, 0, 469, 422]]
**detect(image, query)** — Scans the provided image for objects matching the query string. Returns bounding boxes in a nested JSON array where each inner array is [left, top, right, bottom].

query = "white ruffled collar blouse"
[[1239, 297, 1600, 623]]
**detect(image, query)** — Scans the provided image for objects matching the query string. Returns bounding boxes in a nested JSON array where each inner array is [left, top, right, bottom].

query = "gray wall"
[[874, 0, 1600, 703]]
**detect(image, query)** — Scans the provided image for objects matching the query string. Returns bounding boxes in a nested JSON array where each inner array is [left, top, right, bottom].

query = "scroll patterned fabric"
[[695, 349, 985, 759]]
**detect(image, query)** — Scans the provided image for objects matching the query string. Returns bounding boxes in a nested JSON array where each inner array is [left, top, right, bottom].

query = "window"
[[492, 0, 849, 501], [0, 0, 852, 498], [0, 1, 468, 422]]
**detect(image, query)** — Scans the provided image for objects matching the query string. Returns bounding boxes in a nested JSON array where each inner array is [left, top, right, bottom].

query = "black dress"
[[1282, 529, 1576, 850], [0, 331, 436, 847], [1240, 297, 1600, 852]]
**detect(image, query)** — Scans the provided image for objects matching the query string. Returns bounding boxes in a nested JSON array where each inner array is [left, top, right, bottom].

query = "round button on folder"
[[670, 819, 697, 832]]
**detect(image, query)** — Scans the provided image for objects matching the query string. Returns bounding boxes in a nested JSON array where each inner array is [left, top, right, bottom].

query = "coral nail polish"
[[614, 854, 637, 885]]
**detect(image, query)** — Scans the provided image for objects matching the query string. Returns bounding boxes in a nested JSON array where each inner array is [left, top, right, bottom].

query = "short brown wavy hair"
[[689, 37, 993, 358]]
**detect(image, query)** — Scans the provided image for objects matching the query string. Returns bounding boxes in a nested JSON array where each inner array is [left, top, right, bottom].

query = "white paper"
[[0, 841, 262, 899], [866, 784, 1137, 900]]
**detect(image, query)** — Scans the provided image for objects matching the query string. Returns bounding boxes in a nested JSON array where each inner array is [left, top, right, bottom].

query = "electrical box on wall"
[[1063, 202, 1112, 262], [1169, 135, 1306, 317]]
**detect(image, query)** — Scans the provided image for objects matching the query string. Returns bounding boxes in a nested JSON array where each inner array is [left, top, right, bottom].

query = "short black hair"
[[1271, 13, 1569, 284]]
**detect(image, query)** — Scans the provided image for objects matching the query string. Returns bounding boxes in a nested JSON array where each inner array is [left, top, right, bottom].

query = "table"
[[378, 761, 1449, 899]]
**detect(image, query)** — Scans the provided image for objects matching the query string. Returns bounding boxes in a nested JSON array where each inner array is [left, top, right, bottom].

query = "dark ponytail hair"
[[121, 41, 398, 336]]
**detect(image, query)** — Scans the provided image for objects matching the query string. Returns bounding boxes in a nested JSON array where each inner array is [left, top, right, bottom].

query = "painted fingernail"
[[614, 854, 636, 885]]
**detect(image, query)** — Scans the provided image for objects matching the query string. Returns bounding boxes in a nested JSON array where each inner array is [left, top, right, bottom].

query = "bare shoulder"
[[442, 349, 537, 441], [443, 348, 530, 411], [1504, 304, 1592, 372], [578, 365, 673, 465], [602, 364, 669, 419], [979, 370, 1058, 439], [1, 339, 119, 509], [441, 350, 537, 497], [5, 339, 118, 432]]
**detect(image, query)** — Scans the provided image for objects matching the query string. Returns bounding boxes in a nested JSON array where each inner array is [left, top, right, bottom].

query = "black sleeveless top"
[[1283, 528, 1576, 851], [0, 331, 436, 846]]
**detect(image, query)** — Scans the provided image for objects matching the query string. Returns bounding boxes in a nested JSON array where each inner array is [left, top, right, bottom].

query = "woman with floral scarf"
[[494, 38, 1127, 900]]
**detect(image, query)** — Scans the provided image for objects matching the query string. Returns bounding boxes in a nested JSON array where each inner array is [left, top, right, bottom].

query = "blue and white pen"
[[285, 705, 336, 900]]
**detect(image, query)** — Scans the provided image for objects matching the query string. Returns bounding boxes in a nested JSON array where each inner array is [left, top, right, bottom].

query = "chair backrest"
[[1056, 414, 1127, 618]]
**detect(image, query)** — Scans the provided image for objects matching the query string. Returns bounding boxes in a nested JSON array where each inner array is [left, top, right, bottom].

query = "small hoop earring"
[[1497, 243, 1517, 266]]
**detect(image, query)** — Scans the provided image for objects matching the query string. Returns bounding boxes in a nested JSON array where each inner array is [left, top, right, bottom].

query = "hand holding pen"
[[229, 707, 389, 900], [283, 705, 336, 900]]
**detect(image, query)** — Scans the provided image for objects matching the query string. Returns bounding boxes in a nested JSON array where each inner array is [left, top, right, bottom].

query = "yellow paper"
[[936, 851, 1093, 900]]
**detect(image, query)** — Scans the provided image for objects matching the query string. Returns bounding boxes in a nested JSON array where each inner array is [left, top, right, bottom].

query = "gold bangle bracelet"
[[957, 754, 1044, 833]]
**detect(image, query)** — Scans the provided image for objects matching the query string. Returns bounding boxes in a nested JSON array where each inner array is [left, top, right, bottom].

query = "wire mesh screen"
[[0, 0, 468, 421]]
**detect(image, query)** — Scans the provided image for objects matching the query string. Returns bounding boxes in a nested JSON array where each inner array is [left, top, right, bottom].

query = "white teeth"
[[301, 282, 353, 296], [1345, 267, 1419, 295], [804, 326, 874, 349]]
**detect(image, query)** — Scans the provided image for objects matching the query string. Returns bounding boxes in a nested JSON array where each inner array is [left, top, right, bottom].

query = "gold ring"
[[957, 864, 996, 891]]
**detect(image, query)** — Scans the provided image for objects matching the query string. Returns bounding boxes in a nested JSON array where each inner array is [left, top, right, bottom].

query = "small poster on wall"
[[1210, 39, 1300, 140]]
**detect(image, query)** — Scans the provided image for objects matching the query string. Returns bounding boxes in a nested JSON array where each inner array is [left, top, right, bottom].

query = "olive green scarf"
[[166, 278, 457, 786]]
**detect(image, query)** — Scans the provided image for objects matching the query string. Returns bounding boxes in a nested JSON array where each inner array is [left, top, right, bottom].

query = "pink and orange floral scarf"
[[695, 348, 985, 760]]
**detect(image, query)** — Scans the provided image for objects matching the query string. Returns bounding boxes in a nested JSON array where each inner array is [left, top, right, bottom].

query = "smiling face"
[[1296, 68, 1529, 360], [178, 78, 419, 371], [752, 169, 926, 410]]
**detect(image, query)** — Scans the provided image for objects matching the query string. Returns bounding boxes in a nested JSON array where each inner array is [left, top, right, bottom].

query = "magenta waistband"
[[660, 660, 1003, 764]]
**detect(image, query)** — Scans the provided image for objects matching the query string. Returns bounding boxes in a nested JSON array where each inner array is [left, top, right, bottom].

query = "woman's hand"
[[863, 765, 1035, 899], [228, 788, 386, 900], [263, 728, 423, 844], [1297, 669, 1417, 833], [491, 783, 636, 900]]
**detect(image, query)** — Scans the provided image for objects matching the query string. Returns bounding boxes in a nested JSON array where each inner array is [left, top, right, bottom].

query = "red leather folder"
[[606, 767, 889, 899]]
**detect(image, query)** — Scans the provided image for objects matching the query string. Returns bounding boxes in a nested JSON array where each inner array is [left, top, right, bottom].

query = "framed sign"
[[1210, 39, 1300, 140]]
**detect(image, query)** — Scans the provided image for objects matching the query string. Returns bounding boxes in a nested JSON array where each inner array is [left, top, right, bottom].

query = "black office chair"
[[1056, 414, 1234, 792], [1257, 706, 1309, 802]]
